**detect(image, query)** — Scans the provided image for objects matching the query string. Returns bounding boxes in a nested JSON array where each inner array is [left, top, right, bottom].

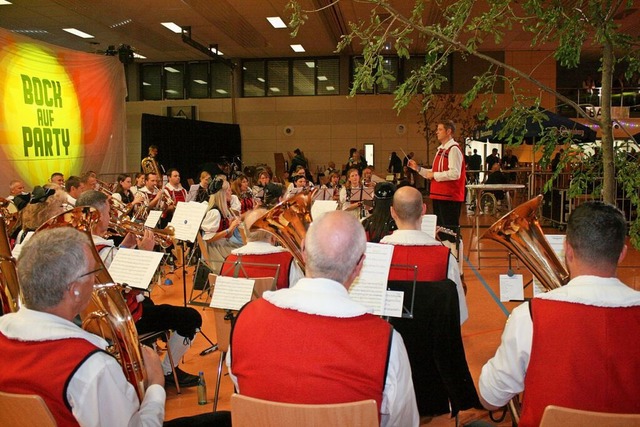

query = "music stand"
[[386, 264, 418, 319], [313, 187, 335, 201]]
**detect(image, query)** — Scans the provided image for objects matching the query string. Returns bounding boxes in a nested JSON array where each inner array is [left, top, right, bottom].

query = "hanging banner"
[[0, 28, 126, 190]]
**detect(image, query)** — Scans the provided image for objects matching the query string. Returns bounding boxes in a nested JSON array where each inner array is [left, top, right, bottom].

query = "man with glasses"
[[229, 210, 419, 427], [76, 190, 203, 388], [0, 228, 166, 425]]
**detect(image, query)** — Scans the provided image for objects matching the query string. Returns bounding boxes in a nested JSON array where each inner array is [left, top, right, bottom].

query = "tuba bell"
[[250, 189, 316, 271], [481, 194, 570, 291], [36, 207, 147, 400], [141, 156, 161, 178]]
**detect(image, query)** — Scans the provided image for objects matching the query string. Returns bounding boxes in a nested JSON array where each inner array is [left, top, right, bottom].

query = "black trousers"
[[136, 298, 202, 339], [432, 199, 462, 243]]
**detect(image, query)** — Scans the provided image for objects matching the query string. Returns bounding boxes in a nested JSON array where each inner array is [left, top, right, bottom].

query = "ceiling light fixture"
[[194, 79, 207, 85], [326, 86, 335, 91], [290, 44, 305, 53], [209, 46, 224, 56], [12, 29, 49, 34], [142, 82, 151, 86], [133, 52, 146, 59], [270, 87, 281, 93], [62, 28, 94, 39], [257, 77, 265, 83], [216, 89, 228, 94], [161, 22, 183, 33], [110, 19, 132, 28], [305, 61, 315, 68], [0, 1, 13, 5], [317, 75, 328, 81], [164, 66, 180, 73], [267, 17, 287, 29]]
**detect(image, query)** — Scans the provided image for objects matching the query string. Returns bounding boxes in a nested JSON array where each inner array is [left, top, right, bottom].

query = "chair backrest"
[[539, 405, 640, 427], [196, 232, 211, 266], [0, 391, 57, 427], [231, 394, 378, 427]]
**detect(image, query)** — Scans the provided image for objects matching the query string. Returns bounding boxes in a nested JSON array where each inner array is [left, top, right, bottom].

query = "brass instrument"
[[36, 207, 147, 400], [250, 189, 316, 271], [95, 183, 134, 219], [481, 195, 570, 424], [0, 197, 21, 238], [481, 194, 569, 291], [108, 216, 175, 249], [141, 156, 161, 178], [0, 207, 20, 315], [96, 178, 116, 193]]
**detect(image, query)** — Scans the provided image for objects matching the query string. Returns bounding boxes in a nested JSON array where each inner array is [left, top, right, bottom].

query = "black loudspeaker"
[[193, 261, 213, 291]]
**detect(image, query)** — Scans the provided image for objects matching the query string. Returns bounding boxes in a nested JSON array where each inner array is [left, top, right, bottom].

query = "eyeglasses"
[[77, 266, 104, 280]]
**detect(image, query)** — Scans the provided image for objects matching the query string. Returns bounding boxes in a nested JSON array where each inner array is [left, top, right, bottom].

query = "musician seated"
[[138, 172, 163, 210], [479, 202, 640, 426], [77, 190, 204, 388], [380, 186, 468, 324], [231, 175, 254, 213], [262, 182, 285, 209], [16, 186, 67, 244], [228, 211, 419, 427], [361, 182, 397, 243], [339, 168, 365, 218], [483, 162, 508, 201], [162, 168, 187, 226], [6, 179, 30, 211], [63, 175, 81, 208], [285, 174, 308, 199], [222, 209, 303, 289]]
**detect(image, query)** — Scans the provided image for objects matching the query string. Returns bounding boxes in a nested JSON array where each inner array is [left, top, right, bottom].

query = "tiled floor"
[[154, 202, 640, 426]]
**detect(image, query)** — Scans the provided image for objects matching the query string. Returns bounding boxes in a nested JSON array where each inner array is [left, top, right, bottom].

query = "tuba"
[[36, 207, 147, 400], [481, 194, 569, 291], [0, 208, 20, 315], [250, 189, 316, 271], [141, 156, 161, 178]]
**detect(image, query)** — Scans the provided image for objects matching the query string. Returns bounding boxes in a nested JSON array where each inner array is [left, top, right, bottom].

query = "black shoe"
[[165, 367, 199, 387]]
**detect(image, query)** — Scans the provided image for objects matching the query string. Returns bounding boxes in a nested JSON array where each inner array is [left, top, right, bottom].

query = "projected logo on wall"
[[0, 43, 82, 184]]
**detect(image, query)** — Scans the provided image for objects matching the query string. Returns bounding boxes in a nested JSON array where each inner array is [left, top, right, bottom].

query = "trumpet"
[[154, 186, 174, 212], [108, 216, 175, 248], [96, 178, 116, 193], [95, 180, 135, 218]]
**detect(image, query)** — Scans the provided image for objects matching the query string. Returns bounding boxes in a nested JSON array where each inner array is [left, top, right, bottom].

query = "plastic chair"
[[0, 391, 57, 427], [230, 394, 379, 427], [539, 405, 640, 427]]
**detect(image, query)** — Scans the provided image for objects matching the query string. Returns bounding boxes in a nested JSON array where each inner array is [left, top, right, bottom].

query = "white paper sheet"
[[11, 231, 34, 258], [311, 200, 338, 221], [210, 276, 255, 310], [169, 201, 208, 242], [420, 214, 438, 238], [383, 290, 404, 318], [348, 243, 394, 315], [144, 210, 162, 228], [108, 248, 164, 290], [186, 184, 201, 202], [500, 274, 524, 302]]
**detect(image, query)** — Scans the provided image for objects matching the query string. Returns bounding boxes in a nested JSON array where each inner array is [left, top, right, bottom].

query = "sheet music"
[[210, 276, 255, 310], [108, 248, 164, 290], [144, 210, 162, 228], [169, 201, 208, 242], [349, 243, 394, 315], [11, 231, 34, 258], [421, 214, 438, 238], [500, 274, 524, 302], [383, 290, 404, 318], [311, 200, 338, 221]]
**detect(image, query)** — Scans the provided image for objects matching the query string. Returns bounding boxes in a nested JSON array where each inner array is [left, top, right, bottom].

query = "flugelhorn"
[[36, 207, 147, 400], [481, 194, 569, 291], [108, 216, 175, 248], [250, 188, 316, 271]]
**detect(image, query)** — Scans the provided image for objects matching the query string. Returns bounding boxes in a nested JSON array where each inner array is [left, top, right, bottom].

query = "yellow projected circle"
[[0, 43, 82, 186]]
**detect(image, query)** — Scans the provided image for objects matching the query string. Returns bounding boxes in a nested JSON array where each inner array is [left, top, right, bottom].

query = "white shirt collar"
[[538, 275, 640, 307], [232, 241, 287, 255], [380, 229, 441, 246], [263, 277, 371, 318]]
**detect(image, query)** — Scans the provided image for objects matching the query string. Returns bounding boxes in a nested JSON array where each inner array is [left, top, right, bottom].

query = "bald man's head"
[[392, 186, 424, 224], [304, 210, 366, 285]]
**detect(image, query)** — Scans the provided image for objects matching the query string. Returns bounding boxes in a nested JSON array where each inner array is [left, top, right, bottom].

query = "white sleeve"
[[68, 352, 165, 427], [479, 303, 533, 408], [112, 193, 123, 202], [447, 253, 468, 324], [433, 144, 463, 182], [200, 208, 221, 235], [230, 195, 241, 213], [339, 187, 348, 209], [380, 331, 420, 427]]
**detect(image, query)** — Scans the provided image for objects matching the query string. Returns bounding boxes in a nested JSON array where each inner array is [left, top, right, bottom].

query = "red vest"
[[519, 299, 640, 427], [165, 186, 187, 203], [387, 245, 450, 282], [231, 298, 392, 416], [223, 252, 294, 289], [0, 332, 105, 426], [430, 144, 466, 202]]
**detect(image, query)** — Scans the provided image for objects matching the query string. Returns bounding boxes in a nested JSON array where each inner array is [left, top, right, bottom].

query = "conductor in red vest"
[[408, 120, 465, 235], [479, 201, 640, 426], [228, 210, 419, 427], [380, 186, 468, 324]]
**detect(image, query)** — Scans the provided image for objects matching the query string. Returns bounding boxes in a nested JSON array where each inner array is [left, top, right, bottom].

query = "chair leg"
[[163, 331, 181, 394], [212, 350, 226, 412]]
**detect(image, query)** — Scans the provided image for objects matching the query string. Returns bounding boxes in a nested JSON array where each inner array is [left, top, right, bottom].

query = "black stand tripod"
[[176, 239, 217, 355]]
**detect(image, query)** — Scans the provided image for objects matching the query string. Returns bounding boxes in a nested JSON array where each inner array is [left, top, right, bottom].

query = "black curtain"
[[141, 114, 241, 185]]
